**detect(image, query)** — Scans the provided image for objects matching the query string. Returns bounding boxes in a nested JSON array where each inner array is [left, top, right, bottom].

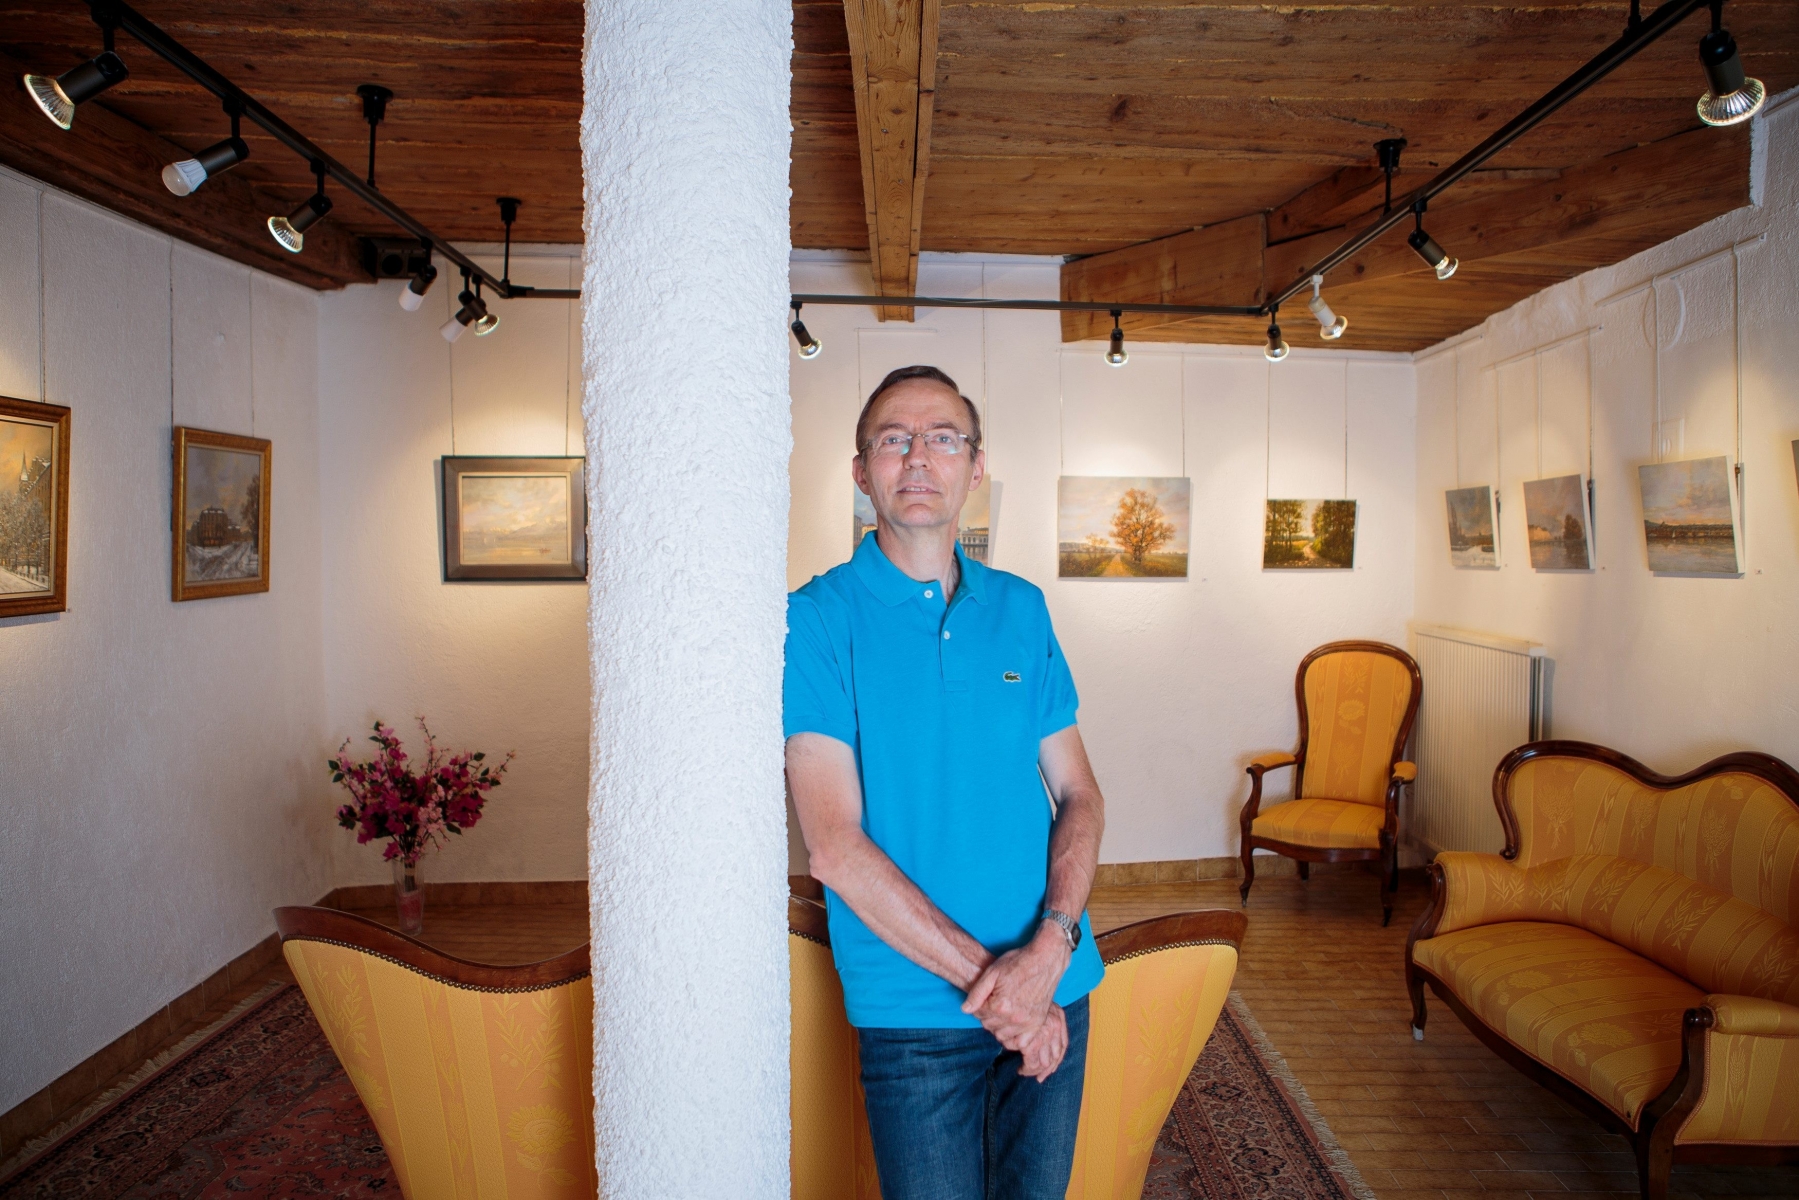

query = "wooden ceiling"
[[3, 1, 1793, 347]]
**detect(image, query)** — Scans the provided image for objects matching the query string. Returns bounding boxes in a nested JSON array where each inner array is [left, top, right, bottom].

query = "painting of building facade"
[[854, 476, 998, 565], [1638, 456, 1739, 575], [0, 396, 70, 617], [173, 427, 271, 602], [1520, 473, 1592, 571], [1058, 477, 1190, 578], [1263, 499, 1357, 569]]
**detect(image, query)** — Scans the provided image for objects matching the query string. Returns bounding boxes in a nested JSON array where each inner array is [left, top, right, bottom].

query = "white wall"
[[1413, 96, 1799, 771], [0, 169, 331, 1113], [788, 254, 1417, 867], [316, 247, 591, 886]]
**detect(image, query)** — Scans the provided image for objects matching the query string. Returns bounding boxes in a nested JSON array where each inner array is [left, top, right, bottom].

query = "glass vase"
[[392, 855, 424, 936]]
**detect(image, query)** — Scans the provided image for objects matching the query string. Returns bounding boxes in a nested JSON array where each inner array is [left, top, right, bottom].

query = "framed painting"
[[442, 456, 587, 581], [1057, 477, 1190, 578], [1520, 473, 1592, 571], [174, 427, 271, 601], [1445, 485, 1499, 568], [1638, 456, 1740, 575], [1263, 499, 1357, 569], [0, 395, 71, 618]]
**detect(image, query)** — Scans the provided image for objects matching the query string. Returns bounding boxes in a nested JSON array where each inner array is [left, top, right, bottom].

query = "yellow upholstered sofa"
[[1405, 741, 1799, 1200], [790, 893, 1247, 1200]]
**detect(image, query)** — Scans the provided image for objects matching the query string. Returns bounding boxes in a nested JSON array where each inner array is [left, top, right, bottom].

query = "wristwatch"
[[1042, 909, 1081, 952]]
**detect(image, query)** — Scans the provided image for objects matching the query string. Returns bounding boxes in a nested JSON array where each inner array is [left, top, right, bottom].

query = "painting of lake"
[[1638, 456, 1739, 575], [1521, 474, 1591, 571], [1445, 485, 1498, 568]]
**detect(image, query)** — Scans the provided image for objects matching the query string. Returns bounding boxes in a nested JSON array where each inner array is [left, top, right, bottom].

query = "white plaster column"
[[580, 0, 792, 1195]]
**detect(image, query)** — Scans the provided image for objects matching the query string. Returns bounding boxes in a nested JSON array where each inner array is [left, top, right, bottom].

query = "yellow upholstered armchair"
[[1405, 742, 1799, 1200], [1237, 640, 1422, 924], [275, 906, 598, 1200], [789, 889, 1248, 1200]]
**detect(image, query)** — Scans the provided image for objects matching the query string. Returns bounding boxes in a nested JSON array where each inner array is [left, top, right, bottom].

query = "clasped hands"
[[960, 925, 1071, 1082]]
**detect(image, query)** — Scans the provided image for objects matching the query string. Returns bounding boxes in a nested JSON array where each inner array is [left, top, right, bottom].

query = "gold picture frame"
[[0, 395, 71, 619], [172, 426, 272, 602]]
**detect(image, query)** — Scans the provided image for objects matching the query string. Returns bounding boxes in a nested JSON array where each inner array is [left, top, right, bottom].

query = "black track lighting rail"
[[1267, 0, 1712, 309], [90, 0, 575, 300], [789, 294, 1264, 318]]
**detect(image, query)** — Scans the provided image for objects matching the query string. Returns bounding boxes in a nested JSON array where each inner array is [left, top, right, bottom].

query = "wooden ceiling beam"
[[0, 80, 366, 289], [841, 0, 938, 320], [1059, 213, 1266, 342], [1268, 164, 1388, 245]]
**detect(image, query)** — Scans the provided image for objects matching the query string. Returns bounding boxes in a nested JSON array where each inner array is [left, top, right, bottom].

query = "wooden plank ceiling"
[[4, 1, 1794, 349]]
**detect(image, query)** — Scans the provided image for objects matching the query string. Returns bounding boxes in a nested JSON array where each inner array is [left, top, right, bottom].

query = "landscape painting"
[[1521, 473, 1592, 571], [1058, 477, 1190, 578], [173, 427, 270, 602], [1445, 485, 1498, 568], [0, 395, 70, 618], [855, 476, 999, 564], [1638, 456, 1739, 575], [442, 456, 587, 581], [1263, 499, 1357, 570]]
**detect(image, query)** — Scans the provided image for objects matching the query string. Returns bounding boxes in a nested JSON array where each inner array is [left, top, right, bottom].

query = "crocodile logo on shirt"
[[1003, 671, 1021, 682]]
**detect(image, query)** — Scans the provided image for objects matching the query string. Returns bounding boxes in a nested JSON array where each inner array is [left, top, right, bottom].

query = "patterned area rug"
[[1, 988, 1368, 1200]]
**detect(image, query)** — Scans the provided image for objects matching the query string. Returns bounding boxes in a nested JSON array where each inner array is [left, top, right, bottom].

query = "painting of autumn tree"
[[1058, 477, 1190, 578]]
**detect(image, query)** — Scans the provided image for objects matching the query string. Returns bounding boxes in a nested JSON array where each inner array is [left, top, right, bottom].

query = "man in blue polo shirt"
[[785, 364, 1108, 1199]]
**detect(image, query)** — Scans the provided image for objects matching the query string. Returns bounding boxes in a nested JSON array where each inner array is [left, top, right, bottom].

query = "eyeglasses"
[[863, 430, 974, 458]]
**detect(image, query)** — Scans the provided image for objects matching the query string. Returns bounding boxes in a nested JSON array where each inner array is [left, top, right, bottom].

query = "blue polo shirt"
[[783, 534, 1105, 1028]]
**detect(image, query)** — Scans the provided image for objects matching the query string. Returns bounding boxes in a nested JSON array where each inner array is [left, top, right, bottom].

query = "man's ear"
[[968, 448, 986, 492], [851, 453, 870, 494]]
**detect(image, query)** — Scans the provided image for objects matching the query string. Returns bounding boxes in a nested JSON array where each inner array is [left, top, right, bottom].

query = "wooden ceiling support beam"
[[1059, 213, 1266, 342], [0, 81, 366, 290], [1265, 124, 1751, 297], [842, 0, 938, 321], [1268, 164, 1386, 245]]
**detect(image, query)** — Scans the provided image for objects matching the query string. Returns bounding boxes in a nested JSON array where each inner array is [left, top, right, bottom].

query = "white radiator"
[[1406, 622, 1547, 857]]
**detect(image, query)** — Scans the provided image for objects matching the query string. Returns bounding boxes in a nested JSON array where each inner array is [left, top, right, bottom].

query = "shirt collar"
[[851, 533, 989, 607]]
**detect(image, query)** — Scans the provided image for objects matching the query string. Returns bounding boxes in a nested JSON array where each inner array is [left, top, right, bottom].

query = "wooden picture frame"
[[0, 395, 71, 618], [172, 426, 272, 602], [441, 456, 587, 582]]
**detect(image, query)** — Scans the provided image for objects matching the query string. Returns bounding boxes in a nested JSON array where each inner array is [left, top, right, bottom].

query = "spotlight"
[[162, 136, 249, 197], [1696, 5, 1764, 127], [1105, 309, 1128, 367], [268, 164, 332, 254], [1265, 311, 1289, 363], [473, 310, 500, 337], [789, 303, 821, 359], [1407, 202, 1458, 281], [398, 262, 438, 312], [24, 50, 129, 131], [1308, 275, 1348, 340], [441, 281, 486, 343]]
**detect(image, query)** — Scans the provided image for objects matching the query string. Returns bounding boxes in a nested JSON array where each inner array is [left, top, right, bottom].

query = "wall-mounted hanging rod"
[[91, 0, 576, 300], [789, 294, 1263, 318], [1269, 0, 1712, 309]]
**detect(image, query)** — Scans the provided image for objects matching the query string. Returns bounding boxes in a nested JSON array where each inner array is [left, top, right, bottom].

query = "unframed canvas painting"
[[1263, 499, 1357, 570], [1445, 485, 1498, 568], [854, 476, 1000, 564], [1638, 456, 1739, 575], [1520, 473, 1592, 571], [1058, 477, 1190, 578]]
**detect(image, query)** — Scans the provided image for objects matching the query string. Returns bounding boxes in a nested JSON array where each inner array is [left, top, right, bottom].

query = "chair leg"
[[1297, 861, 1309, 881], [1406, 964, 1427, 1039], [1635, 1125, 1673, 1200], [1239, 845, 1256, 906]]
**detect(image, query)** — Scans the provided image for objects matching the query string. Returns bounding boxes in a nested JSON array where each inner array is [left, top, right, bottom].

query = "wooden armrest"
[[1248, 751, 1297, 773], [1391, 761, 1417, 783], [1705, 995, 1799, 1037]]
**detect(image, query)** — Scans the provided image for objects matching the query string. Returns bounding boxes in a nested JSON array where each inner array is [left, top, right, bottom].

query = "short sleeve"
[[1038, 619, 1079, 738], [783, 592, 857, 746]]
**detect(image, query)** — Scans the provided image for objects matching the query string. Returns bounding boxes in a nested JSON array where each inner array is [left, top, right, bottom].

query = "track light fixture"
[[790, 302, 821, 359], [357, 84, 392, 187], [268, 161, 332, 253], [398, 259, 438, 312], [23, 18, 128, 131], [1695, 1, 1764, 127], [1374, 138, 1406, 215], [1407, 201, 1458, 281], [441, 273, 488, 343], [472, 279, 500, 337], [1264, 308, 1289, 362], [162, 104, 248, 196], [1308, 275, 1348, 340], [1105, 309, 1129, 367]]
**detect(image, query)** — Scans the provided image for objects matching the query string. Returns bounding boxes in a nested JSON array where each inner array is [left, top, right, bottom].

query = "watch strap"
[[1042, 908, 1081, 951]]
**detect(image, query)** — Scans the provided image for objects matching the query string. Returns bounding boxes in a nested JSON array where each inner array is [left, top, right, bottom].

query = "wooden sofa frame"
[[274, 906, 591, 990], [1238, 639, 1422, 925], [1404, 740, 1799, 1200]]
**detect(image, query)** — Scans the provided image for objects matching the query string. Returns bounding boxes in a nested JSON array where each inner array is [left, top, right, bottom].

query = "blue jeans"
[[856, 996, 1090, 1200]]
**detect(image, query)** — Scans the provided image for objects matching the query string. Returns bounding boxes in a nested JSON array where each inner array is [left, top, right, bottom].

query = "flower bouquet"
[[329, 719, 513, 934]]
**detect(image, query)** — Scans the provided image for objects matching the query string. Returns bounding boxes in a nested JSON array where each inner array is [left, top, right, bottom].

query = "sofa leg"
[[1635, 1128, 1673, 1200], [1297, 861, 1309, 881], [1239, 846, 1256, 906], [1406, 966, 1427, 1037]]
